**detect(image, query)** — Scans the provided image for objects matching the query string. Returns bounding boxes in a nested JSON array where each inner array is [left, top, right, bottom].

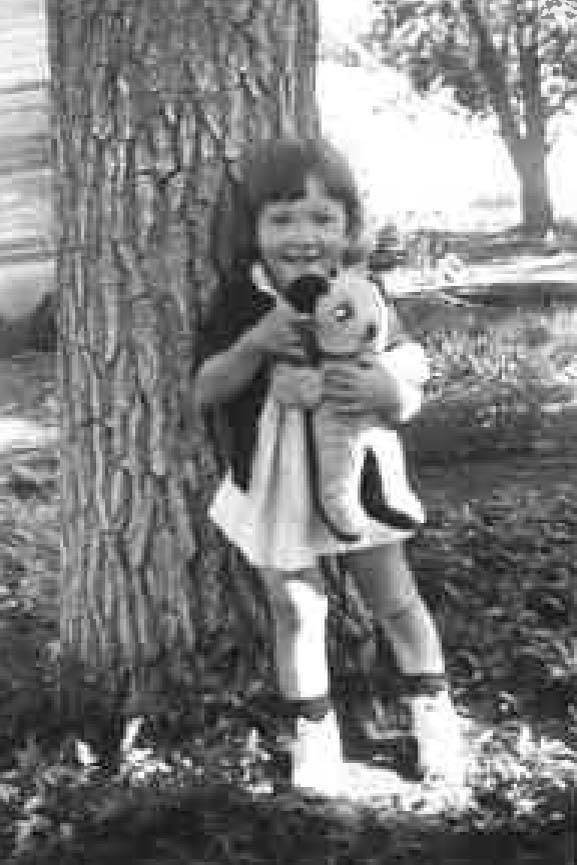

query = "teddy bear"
[[277, 268, 426, 542]]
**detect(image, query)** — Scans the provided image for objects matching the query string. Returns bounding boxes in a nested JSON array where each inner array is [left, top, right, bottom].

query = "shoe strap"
[[397, 673, 448, 697], [284, 695, 333, 722]]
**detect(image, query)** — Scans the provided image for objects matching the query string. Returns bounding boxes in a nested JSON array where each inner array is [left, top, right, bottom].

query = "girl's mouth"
[[280, 253, 328, 270], [282, 253, 321, 262]]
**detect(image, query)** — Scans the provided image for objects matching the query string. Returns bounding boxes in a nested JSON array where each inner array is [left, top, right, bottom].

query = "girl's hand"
[[322, 357, 404, 421], [245, 305, 310, 362], [270, 363, 322, 408]]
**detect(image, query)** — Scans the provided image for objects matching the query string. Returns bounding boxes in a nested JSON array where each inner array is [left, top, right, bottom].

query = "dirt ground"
[[0, 301, 575, 863]]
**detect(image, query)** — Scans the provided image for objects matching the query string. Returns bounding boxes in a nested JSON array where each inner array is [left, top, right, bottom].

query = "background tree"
[[367, 0, 577, 235], [45, 0, 319, 721]]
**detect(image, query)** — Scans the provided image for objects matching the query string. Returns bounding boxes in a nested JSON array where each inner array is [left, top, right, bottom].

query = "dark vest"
[[196, 269, 275, 490]]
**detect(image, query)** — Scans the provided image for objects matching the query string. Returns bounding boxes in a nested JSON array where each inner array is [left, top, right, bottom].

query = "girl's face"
[[255, 175, 349, 292]]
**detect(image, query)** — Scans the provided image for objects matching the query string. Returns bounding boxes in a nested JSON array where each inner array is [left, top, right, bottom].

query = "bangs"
[[242, 139, 361, 228]]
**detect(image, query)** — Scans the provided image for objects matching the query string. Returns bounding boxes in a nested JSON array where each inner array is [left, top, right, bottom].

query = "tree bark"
[[46, 0, 319, 709]]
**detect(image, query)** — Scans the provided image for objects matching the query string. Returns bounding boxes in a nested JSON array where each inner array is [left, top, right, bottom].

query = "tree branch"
[[544, 83, 577, 120], [516, 0, 545, 144], [460, 0, 522, 157]]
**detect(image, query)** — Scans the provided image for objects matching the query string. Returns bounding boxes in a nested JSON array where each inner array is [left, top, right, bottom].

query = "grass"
[[0, 298, 575, 862]]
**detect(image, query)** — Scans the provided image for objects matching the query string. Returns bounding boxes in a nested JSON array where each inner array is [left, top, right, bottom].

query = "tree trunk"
[[46, 0, 319, 711], [464, 0, 554, 237], [516, 138, 553, 237], [512, 0, 553, 237]]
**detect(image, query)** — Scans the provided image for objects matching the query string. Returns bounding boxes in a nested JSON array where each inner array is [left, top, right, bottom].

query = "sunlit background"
[[318, 0, 577, 234], [1, 0, 576, 316]]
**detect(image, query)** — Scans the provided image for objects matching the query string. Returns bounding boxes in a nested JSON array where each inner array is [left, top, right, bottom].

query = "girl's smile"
[[256, 175, 349, 292]]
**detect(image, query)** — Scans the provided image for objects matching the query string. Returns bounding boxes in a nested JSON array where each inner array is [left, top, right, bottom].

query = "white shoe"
[[290, 710, 344, 793], [290, 710, 414, 802], [404, 690, 469, 787]]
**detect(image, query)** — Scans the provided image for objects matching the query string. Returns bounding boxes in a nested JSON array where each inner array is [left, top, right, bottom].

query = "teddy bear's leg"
[[309, 406, 369, 540], [358, 429, 425, 531]]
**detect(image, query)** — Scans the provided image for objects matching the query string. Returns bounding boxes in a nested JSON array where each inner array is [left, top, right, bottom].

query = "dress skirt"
[[209, 392, 420, 573]]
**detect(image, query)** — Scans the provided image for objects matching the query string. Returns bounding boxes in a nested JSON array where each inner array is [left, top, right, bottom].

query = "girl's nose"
[[288, 223, 322, 248]]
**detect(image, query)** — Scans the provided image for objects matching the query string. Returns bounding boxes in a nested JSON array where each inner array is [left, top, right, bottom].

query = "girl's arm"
[[322, 355, 420, 425], [322, 306, 429, 424], [194, 303, 309, 410], [193, 329, 265, 410]]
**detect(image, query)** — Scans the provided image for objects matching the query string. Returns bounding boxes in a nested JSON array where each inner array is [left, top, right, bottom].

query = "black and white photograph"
[[0, 0, 575, 862]]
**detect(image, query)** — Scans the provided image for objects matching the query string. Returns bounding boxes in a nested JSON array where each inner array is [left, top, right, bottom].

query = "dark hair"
[[210, 137, 364, 279]]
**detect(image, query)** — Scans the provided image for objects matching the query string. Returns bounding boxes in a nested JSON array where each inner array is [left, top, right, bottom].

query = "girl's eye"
[[268, 212, 294, 226], [312, 211, 337, 226]]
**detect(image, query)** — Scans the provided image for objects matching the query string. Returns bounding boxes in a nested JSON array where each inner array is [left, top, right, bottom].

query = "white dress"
[[209, 341, 429, 573]]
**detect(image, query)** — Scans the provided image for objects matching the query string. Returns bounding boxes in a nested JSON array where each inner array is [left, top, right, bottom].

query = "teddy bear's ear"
[[364, 321, 378, 343]]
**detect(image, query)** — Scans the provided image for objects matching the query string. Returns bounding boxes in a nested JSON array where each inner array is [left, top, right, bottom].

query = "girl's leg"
[[258, 566, 344, 791], [259, 566, 330, 701], [340, 542, 444, 677], [340, 542, 467, 785], [257, 564, 419, 797]]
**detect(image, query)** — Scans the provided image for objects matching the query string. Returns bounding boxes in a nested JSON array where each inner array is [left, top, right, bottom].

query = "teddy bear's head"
[[315, 269, 388, 357]]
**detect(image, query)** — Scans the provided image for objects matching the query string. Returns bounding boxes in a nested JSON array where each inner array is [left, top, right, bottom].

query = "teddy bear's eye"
[[333, 301, 354, 321]]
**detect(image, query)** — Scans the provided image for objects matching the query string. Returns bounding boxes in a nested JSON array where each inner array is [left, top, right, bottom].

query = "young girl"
[[194, 137, 466, 797]]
